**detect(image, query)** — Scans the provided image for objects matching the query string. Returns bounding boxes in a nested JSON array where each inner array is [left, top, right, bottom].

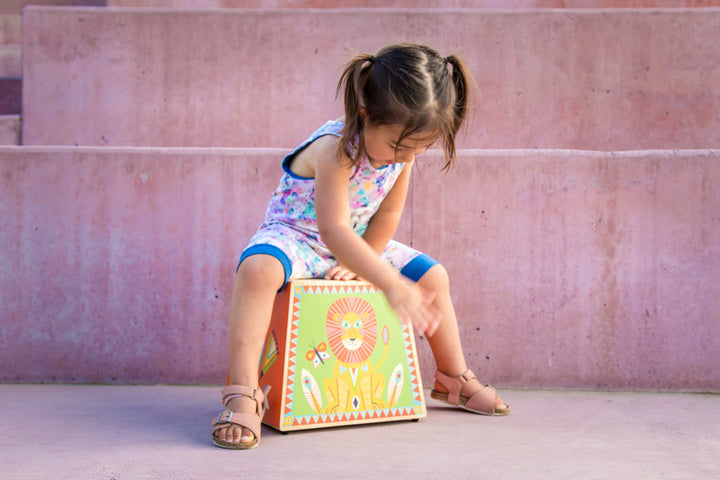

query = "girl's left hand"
[[324, 265, 361, 281]]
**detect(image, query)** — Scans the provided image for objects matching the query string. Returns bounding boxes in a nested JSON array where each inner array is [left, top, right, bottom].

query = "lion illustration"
[[322, 296, 388, 413]]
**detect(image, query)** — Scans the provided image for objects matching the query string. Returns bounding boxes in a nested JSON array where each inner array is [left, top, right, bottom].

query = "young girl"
[[212, 43, 509, 450]]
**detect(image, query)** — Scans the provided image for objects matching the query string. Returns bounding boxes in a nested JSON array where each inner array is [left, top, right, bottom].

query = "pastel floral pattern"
[[244, 121, 422, 280]]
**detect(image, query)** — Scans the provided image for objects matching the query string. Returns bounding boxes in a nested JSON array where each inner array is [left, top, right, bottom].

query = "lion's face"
[[326, 297, 377, 365], [337, 311, 367, 351]]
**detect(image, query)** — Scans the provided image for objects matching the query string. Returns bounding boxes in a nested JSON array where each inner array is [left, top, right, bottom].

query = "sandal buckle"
[[458, 369, 476, 384], [216, 410, 233, 424], [261, 385, 272, 412]]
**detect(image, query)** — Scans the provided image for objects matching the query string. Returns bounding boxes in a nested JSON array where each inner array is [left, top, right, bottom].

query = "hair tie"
[[369, 55, 375, 63]]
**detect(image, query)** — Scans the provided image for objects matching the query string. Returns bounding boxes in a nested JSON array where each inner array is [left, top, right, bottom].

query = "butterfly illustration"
[[305, 342, 331, 368]]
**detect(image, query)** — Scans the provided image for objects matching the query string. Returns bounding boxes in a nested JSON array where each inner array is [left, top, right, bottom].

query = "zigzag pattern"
[[401, 323, 423, 404], [286, 405, 419, 427], [283, 288, 303, 418], [303, 282, 379, 295]]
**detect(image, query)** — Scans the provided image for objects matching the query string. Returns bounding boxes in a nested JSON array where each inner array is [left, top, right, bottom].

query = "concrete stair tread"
[[0, 44, 21, 76], [19, 7, 720, 149], [0, 113, 20, 144], [0, 0, 105, 15], [106, 0, 720, 8], [0, 15, 22, 46]]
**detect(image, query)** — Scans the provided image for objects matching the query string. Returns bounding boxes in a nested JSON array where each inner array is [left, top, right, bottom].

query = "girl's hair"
[[336, 43, 473, 171]]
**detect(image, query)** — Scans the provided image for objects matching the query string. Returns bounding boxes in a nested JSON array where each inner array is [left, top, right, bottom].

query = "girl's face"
[[362, 122, 437, 169]]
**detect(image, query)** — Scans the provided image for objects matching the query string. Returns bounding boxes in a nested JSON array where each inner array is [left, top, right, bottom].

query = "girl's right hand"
[[324, 264, 362, 281], [385, 277, 441, 337]]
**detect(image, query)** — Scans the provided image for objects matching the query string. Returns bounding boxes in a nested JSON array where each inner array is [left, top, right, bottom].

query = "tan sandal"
[[212, 385, 269, 449], [430, 369, 510, 416]]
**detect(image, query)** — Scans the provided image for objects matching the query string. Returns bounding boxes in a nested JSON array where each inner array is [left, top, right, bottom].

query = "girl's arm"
[[314, 143, 397, 290], [325, 160, 412, 280], [361, 161, 413, 255], [314, 143, 439, 336]]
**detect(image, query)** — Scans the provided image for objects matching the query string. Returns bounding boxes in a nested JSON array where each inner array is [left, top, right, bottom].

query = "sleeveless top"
[[262, 120, 405, 238]]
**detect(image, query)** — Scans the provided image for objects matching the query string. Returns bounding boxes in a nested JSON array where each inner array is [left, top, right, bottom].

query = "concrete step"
[[1, 16, 22, 117], [0, 114, 21, 143], [21, 7, 720, 149], [0, 76, 21, 114], [0, 15, 22, 45], [2, 146, 718, 390], [0, 0, 105, 15], [0, 45, 21, 76], [106, 0, 720, 9]]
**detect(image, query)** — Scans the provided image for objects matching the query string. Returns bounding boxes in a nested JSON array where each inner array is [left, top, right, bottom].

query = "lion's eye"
[[342, 321, 351, 329], [353, 320, 363, 329]]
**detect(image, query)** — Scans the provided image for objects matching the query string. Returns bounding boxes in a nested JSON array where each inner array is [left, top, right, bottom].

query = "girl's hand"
[[324, 264, 362, 281], [385, 277, 441, 337]]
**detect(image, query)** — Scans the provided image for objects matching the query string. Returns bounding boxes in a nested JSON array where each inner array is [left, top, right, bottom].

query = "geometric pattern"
[[260, 279, 426, 431]]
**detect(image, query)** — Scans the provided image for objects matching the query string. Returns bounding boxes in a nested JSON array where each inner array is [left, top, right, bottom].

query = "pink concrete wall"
[[0, 114, 21, 143], [21, 8, 720, 149], [1, 147, 283, 383], [412, 150, 720, 391], [0, 15, 22, 45], [0, 1, 105, 15], [0, 45, 21, 77], [2, 147, 718, 391]]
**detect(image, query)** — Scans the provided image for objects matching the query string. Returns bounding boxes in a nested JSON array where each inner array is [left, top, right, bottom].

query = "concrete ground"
[[1, 385, 718, 480]]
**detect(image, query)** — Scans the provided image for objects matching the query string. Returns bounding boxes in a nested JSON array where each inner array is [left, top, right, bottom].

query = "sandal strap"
[[435, 369, 495, 404], [220, 384, 271, 414], [221, 385, 262, 405], [435, 369, 478, 404], [211, 384, 273, 440], [212, 409, 262, 439], [464, 382, 496, 414], [434, 369, 502, 415]]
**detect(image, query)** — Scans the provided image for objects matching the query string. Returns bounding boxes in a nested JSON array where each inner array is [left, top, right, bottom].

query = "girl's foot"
[[212, 396, 257, 446], [430, 369, 510, 416], [211, 385, 266, 449]]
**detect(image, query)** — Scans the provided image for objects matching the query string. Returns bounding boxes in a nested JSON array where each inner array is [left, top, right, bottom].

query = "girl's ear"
[[359, 107, 368, 122]]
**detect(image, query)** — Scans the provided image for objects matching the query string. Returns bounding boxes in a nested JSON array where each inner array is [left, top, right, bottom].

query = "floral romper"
[[240, 120, 437, 287]]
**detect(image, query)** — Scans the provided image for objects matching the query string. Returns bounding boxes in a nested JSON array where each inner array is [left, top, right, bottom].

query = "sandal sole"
[[212, 435, 260, 450], [430, 390, 510, 416]]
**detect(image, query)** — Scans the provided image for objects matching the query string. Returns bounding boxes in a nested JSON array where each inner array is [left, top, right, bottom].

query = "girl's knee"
[[419, 263, 450, 291], [236, 254, 286, 291]]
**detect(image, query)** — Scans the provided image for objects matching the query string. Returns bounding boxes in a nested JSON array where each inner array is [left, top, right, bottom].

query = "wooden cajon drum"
[[258, 279, 426, 431]]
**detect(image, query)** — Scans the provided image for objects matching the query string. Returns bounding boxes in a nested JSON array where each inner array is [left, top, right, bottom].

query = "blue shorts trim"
[[238, 244, 292, 290], [399, 253, 438, 282]]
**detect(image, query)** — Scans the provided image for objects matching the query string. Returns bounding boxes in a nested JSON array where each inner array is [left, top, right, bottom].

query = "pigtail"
[[445, 55, 472, 131], [440, 54, 474, 171], [336, 53, 374, 165]]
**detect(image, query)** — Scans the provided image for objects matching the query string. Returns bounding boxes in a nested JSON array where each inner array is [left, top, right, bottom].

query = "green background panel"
[[289, 289, 417, 417]]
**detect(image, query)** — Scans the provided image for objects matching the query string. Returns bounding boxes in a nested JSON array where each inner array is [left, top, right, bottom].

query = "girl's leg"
[[213, 254, 285, 446], [416, 264, 508, 411]]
